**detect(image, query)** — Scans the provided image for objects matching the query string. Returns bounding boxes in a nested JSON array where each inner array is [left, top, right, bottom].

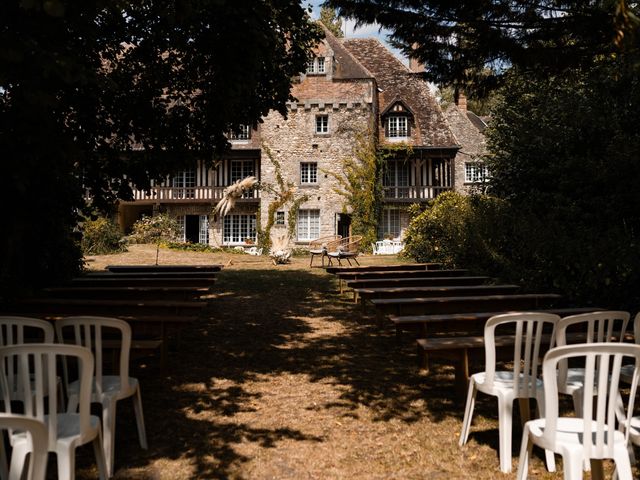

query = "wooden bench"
[[6, 298, 206, 316], [354, 284, 520, 304], [106, 264, 222, 273], [325, 263, 440, 274], [84, 271, 219, 279], [335, 269, 470, 293], [371, 293, 562, 318], [389, 307, 602, 337], [417, 328, 623, 394], [41, 286, 212, 301], [69, 277, 218, 288], [346, 275, 491, 290]]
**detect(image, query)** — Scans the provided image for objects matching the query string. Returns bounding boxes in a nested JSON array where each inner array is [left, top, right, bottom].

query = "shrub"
[[81, 217, 126, 255], [128, 214, 180, 244]]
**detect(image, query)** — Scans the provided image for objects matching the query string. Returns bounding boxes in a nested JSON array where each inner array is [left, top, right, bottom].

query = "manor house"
[[117, 29, 486, 248]]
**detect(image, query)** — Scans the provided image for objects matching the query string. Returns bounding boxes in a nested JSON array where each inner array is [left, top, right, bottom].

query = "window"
[[379, 209, 402, 239], [306, 57, 326, 74], [230, 160, 256, 198], [275, 211, 285, 225], [297, 209, 320, 241], [223, 214, 256, 244], [386, 116, 409, 138], [229, 125, 251, 140], [199, 215, 209, 244], [464, 162, 489, 183], [315, 115, 329, 134], [172, 169, 196, 199], [175, 215, 185, 241], [300, 162, 318, 184]]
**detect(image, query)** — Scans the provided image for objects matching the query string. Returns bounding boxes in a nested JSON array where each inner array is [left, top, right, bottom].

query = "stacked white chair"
[[56, 316, 147, 477], [459, 312, 560, 473], [517, 343, 640, 480], [0, 413, 48, 480], [0, 344, 108, 480]]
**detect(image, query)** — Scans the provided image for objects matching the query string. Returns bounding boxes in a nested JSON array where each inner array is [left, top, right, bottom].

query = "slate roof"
[[342, 38, 458, 149]]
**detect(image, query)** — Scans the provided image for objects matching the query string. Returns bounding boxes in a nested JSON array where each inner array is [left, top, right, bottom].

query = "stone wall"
[[259, 91, 374, 245]]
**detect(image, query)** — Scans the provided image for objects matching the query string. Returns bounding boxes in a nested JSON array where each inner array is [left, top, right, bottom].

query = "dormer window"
[[386, 115, 409, 138], [306, 57, 326, 74], [383, 100, 413, 139], [229, 125, 251, 141]]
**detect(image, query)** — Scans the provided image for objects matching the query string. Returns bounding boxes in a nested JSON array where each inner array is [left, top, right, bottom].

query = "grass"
[[72, 244, 637, 479]]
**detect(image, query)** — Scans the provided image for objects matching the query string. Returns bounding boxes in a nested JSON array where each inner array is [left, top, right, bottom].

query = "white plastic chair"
[[556, 311, 630, 416], [460, 312, 560, 473], [56, 316, 147, 477], [0, 344, 108, 480], [517, 343, 640, 480], [0, 413, 48, 480]]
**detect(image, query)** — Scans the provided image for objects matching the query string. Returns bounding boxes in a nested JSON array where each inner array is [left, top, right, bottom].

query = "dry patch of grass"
[[72, 245, 636, 479]]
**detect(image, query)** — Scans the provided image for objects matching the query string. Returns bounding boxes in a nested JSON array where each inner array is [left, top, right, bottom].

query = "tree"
[[0, 0, 323, 299], [320, 6, 343, 38], [325, 0, 640, 87]]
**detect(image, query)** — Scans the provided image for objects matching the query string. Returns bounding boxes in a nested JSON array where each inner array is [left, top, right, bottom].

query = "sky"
[[305, 1, 408, 65]]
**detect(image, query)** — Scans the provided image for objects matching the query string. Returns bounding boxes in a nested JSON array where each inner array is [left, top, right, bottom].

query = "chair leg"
[[535, 393, 556, 472], [102, 399, 117, 477], [8, 442, 29, 480], [563, 453, 585, 480], [56, 445, 76, 480], [459, 379, 477, 446], [613, 445, 634, 480], [516, 425, 532, 480], [92, 427, 108, 480], [133, 386, 148, 449], [497, 397, 514, 473], [309, 254, 314, 268]]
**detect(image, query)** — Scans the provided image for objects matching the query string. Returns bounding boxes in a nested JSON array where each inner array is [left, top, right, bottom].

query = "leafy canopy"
[[325, 0, 640, 87], [0, 0, 323, 296]]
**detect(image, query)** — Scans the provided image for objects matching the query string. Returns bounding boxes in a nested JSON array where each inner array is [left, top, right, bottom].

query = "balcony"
[[124, 186, 260, 204], [383, 185, 451, 202]]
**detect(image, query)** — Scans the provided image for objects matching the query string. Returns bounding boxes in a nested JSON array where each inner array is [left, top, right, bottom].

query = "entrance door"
[[337, 214, 351, 239], [185, 215, 200, 243]]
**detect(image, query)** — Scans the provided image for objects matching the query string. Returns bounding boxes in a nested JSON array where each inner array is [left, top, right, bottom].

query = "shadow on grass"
[[77, 267, 502, 479]]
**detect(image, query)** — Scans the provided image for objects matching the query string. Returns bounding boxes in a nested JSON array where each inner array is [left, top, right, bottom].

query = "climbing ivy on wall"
[[257, 145, 309, 252]]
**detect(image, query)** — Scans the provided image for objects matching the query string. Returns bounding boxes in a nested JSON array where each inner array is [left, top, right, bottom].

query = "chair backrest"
[[308, 235, 341, 250], [56, 316, 132, 396], [556, 311, 630, 386], [0, 344, 94, 450], [541, 343, 640, 459], [335, 235, 363, 253], [0, 316, 54, 346], [484, 312, 561, 397], [0, 413, 48, 480], [634, 312, 640, 344]]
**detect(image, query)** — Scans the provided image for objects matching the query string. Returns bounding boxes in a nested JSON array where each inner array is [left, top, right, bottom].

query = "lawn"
[[74, 244, 626, 479]]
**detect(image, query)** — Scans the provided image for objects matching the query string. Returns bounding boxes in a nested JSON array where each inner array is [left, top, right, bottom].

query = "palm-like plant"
[[213, 176, 258, 219]]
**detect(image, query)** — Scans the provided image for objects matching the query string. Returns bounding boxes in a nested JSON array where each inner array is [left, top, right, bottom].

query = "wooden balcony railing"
[[128, 186, 260, 202], [383, 185, 451, 201]]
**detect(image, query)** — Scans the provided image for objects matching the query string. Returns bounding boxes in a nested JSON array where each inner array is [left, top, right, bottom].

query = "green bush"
[[81, 217, 126, 255], [403, 192, 640, 310], [128, 214, 180, 244]]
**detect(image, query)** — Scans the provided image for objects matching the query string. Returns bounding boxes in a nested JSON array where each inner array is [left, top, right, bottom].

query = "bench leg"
[[417, 343, 429, 374]]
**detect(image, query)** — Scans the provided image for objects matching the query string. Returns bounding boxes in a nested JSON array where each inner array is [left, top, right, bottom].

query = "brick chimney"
[[408, 43, 425, 72], [454, 89, 467, 112]]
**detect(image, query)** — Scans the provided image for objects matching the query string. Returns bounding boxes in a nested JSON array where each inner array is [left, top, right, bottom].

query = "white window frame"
[[379, 209, 402, 240], [199, 215, 209, 244], [175, 215, 186, 242], [223, 214, 257, 245], [386, 116, 409, 138], [297, 209, 320, 241], [306, 57, 326, 74], [229, 124, 251, 141], [464, 162, 489, 183], [171, 169, 196, 199], [300, 162, 318, 185], [315, 114, 329, 134]]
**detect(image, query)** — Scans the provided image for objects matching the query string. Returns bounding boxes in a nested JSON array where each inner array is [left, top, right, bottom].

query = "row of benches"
[[2, 264, 222, 367], [326, 262, 597, 392]]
